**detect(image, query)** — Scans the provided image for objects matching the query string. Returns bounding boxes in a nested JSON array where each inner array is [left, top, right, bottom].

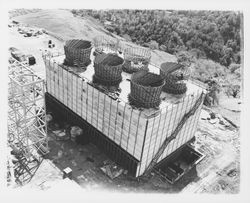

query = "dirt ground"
[[7, 23, 240, 193], [8, 25, 64, 79], [212, 94, 241, 128]]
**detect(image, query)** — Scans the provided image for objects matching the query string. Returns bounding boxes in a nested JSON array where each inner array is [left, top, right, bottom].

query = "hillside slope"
[[12, 9, 176, 66], [13, 9, 103, 40]]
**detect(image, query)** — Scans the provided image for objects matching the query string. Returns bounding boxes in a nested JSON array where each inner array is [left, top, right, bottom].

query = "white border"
[[0, 0, 249, 203]]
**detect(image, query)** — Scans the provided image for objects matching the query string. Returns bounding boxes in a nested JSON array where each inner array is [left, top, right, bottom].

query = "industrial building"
[[42, 37, 206, 179]]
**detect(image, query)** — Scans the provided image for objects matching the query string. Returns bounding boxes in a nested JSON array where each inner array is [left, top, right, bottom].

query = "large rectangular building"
[[43, 51, 205, 177]]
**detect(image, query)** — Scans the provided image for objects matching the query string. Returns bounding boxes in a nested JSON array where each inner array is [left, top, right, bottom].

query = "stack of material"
[[160, 62, 188, 95], [93, 35, 119, 56], [122, 47, 151, 73], [129, 70, 165, 108], [64, 39, 92, 67], [93, 53, 124, 86]]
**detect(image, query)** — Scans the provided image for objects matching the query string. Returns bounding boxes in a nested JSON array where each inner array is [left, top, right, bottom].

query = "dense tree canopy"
[[72, 9, 242, 67]]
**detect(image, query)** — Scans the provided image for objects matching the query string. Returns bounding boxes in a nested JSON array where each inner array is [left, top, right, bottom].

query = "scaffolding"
[[8, 57, 49, 160]]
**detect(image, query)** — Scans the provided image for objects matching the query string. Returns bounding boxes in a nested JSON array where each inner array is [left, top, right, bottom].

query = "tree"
[[176, 51, 193, 66], [75, 9, 242, 66], [159, 45, 167, 51], [123, 34, 132, 41], [147, 40, 159, 50], [220, 46, 233, 66]]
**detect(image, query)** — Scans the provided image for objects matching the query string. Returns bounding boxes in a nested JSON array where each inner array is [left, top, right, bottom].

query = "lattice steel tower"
[[8, 57, 48, 159]]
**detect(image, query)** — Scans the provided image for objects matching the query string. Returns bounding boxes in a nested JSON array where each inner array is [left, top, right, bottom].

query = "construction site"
[[6, 9, 241, 193]]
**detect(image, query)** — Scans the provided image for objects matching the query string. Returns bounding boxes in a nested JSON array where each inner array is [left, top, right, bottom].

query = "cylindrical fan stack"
[[64, 39, 92, 67], [129, 70, 165, 108], [93, 53, 124, 86], [123, 47, 151, 73], [160, 62, 189, 95], [93, 35, 119, 56]]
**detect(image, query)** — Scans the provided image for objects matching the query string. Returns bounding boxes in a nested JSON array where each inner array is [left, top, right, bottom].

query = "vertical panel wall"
[[62, 68, 68, 106], [72, 73, 78, 113], [54, 62, 59, 100], [76, 77, 82, 117], [81, 80, 87, 120]]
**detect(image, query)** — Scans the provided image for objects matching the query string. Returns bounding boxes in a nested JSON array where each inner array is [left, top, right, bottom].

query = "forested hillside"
[[72, 9, 242, 67]]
